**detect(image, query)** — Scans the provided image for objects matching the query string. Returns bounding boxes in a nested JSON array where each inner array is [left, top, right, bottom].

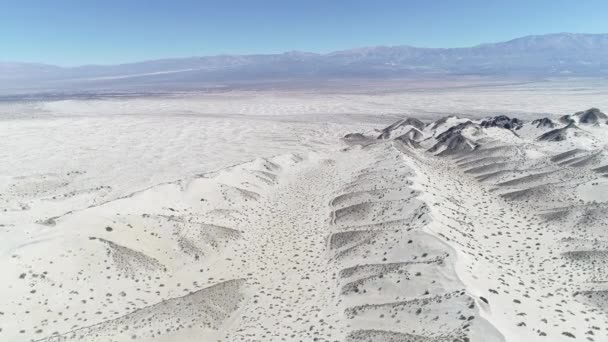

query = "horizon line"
[[3, 31, 607, 68]]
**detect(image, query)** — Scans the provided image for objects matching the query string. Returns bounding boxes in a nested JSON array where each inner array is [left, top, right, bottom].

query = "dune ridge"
[[3, 106, 608, 341]]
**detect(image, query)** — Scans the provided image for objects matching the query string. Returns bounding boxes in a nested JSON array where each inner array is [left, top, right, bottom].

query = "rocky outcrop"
[[531, 117, 556, 129], [560, 108, 607, 125], [429, 133, 478, 156], [377, 118, 425, 139], [574, 108, 607, 124], [537, 122, 579, 141], [480, 115, 523, 130], [394, 134, 422, 149], [435, 121, 478, 142], [344, 133, 367, 140]]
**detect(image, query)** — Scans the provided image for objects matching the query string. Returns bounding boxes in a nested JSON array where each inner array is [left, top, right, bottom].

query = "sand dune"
[[3, 97, 608, 341]]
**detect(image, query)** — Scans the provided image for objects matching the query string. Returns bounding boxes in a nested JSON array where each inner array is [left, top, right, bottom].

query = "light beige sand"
[[2, 90, 608, 341]]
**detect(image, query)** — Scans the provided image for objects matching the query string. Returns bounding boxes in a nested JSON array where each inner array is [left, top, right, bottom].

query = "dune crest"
[[3, 107, 608, 341]]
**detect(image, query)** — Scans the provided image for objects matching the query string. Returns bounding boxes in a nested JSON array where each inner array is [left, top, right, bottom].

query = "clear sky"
[[2, 0, 607, 66]]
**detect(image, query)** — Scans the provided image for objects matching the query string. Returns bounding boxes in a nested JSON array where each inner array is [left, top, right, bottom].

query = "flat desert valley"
[[2, 79, 608, 342]]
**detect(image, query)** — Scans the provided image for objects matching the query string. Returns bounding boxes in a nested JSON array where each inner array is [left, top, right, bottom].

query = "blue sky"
[[2, 0, 607, 66]]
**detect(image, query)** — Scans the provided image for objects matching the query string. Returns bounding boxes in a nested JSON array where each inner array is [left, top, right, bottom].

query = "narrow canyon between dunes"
[[3, 111, 608, 342]]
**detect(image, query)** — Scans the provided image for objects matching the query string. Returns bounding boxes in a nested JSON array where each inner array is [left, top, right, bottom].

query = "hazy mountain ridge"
[[2, 33, 608, 94]]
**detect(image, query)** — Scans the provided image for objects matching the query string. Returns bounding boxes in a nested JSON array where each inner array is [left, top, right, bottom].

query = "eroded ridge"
[[328, 143, 502, 341], [1, 154, 305, 341], [5, 107, 608, 342], [344, 108, 608, 341]]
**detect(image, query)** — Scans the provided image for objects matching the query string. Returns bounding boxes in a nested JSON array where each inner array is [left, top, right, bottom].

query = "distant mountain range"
[[2, 33, 608, 94]]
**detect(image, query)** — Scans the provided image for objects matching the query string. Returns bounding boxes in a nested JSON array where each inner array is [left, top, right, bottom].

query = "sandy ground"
[[2, 85, 608, 341], [2, 78, 608, 120]]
